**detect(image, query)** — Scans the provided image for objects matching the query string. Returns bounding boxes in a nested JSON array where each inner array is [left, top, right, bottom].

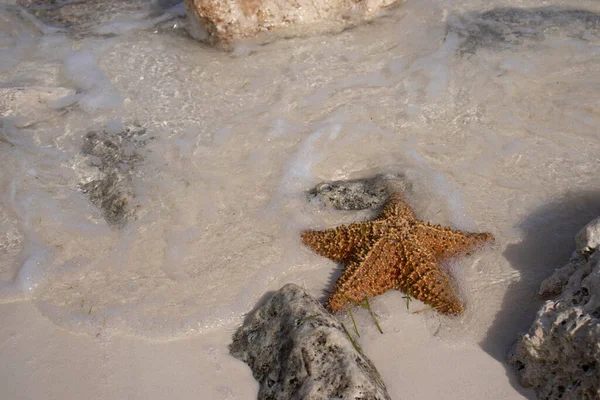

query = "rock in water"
[[16, 0, 184, 36], [79, 123, 151, 228], [229, 283, 391, 400], [184, 0, 402, 49], [307, 173, 410, 211], [450, 7, 600, 56], [509, 217, 600, 400]]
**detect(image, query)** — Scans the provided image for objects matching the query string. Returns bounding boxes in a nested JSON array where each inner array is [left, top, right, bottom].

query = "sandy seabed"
[[1, 0, 600, 398]]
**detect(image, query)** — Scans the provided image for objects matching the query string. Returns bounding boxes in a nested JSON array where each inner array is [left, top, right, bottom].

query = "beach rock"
[[79, 123, 151, 228], [509, 217, 600, 400], [307, 173, 410, 211], [229, 283, 390, 400], [184, 0, 401, 49]]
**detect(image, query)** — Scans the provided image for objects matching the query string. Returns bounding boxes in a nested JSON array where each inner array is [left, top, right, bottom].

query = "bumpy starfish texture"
[[302, 194, 494, 315]]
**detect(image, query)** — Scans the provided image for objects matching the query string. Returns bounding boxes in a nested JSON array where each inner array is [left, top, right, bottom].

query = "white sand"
[[1, 0, 600, 398]]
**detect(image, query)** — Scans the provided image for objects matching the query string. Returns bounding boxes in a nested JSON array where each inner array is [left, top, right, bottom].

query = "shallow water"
[[1, 0, 599, 398]]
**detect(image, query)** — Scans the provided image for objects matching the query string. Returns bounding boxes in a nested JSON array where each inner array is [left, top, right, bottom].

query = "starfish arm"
[[413, 223, 494, 261], [391, 235, 464, 315], [301, 222, 377, 264], [325, 237, 402, 312], [375, 194, 417, 223]]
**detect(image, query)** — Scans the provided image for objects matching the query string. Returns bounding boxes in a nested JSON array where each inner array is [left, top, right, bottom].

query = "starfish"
[[302, 194, 494, 315]]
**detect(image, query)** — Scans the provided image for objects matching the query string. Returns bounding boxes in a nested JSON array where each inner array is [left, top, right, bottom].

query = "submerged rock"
[[509, 217, 600, 400], [80, 172, 134, 228], [79, 124, 150, 228], [451, 7, 600, 55], [229, 283, 390, 400], [307, 173, 410, 211], [184, 0, 401, 49], [16, 0, 184, 36]]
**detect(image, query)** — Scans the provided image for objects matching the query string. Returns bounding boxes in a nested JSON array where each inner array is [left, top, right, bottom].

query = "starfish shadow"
[[319, 264, 343, 304], [480, 189, 600, 397]]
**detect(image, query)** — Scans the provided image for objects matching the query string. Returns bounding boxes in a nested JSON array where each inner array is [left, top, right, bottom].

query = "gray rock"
[[509, 218, 600, 400], [450, 7, 600, 56], [575, 217, 600, 255], [537, 256, 582, 300], [79, 123, 150, 228], [80, 172, 135, 228], [307, 173, 410, 211], [81, 124, 149, 172], [15, 0, 184, 36], [229, 283, 391, 400]]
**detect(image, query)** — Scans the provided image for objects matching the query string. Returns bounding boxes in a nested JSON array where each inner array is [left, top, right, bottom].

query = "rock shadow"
[[481, 189, 600, 396]]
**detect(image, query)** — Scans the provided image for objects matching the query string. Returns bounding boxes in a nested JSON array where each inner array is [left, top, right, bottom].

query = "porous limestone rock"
[[229, 283, 390, 400], [184, 0, 401, 49], [307, 173, 410, 211], [509, 217, 600, 400], [575, 216, 600, 254]]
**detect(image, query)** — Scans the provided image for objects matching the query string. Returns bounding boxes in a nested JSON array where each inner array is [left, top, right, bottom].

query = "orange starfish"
[[302, 194, 493, 315]]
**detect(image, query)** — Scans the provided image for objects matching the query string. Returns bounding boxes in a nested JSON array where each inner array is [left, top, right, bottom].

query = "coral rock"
[[509, 217, 600, 400], [229, 283, 390, 400]]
